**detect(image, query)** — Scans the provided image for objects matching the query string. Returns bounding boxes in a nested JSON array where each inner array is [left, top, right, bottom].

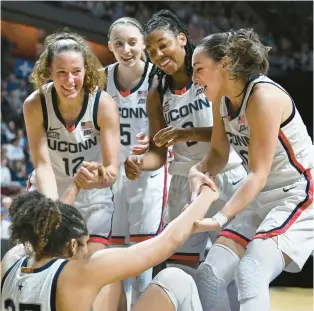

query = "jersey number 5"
[[4, 299, 40, 311], [120, 123, 131, 146], [62, 157, 84, 176]]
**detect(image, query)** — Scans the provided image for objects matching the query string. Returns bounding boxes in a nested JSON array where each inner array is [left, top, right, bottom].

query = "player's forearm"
[[196, 148, 229, 176], [221, 171, 267, 220], [140, 149, 167, 171], [181, 127, 213, 142], [61, 182, 80, 205], [35, 165, 59, 200], [133, 186, 218, 270]]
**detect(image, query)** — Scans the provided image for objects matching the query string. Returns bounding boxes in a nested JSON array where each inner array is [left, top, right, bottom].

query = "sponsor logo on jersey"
[[137, 98, 146, 105], [164, 98, 210, 124], [81, 121, 92, 130]]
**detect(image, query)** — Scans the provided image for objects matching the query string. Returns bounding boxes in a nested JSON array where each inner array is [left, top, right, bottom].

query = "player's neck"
[[118, 60, 145, 80], [57, 90, 85, 113], [27, 255, 59, 269], [223, 79, 246, 111], [170, 65, 191, 90]]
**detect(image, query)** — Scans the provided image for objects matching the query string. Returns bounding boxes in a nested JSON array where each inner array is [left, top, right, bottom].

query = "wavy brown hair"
[[198, 28, 271, 82], [29, 29, 106, 93]]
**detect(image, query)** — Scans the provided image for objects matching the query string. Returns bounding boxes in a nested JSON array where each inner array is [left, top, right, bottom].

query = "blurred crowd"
[[1, 1, 312, 239], [52, 1, 313, 73]]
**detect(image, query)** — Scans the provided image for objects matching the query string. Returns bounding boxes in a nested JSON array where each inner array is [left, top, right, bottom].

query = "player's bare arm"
[[189, 98, 231, 196], [23, 91, 59, 199], [67, 184, 219, 289]]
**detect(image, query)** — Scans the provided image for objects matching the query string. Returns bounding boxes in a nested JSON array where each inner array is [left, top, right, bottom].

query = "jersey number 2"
[[4, 299, 41, 311], [62, 157, 84, 176], [182, 122, 197, 147]]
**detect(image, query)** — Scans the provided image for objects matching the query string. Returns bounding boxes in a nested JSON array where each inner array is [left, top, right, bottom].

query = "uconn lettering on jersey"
[[119, 107, 147, 119], [226, 132, 250, 147], [48, 136, 97, 153], [164, 98, 210, 124]]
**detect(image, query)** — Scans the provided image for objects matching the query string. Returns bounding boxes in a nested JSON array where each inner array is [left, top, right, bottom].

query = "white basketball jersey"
[[29, 82, 113, 208], [106, 62, 154, 162], [220, 75, 314, 188], [1, 257, 68, 311], [162, 82, 242, 176]]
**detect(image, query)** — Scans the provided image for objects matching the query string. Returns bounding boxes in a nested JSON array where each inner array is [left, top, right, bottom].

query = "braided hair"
[[144, 10, 195, 95], [9, 191, 88, 260]]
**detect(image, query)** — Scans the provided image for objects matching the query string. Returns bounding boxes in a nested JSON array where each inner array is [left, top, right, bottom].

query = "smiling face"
[[145, 29, 187, 75], [50, 51, 85, 100], [108, 24, 145, 67], [192, 47, 224, 101]]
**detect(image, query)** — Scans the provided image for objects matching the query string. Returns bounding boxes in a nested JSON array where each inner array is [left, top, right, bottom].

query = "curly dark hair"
[[9, 191, 88, 260], [29, 28, 106, 93], [144, 9, 195, 96]]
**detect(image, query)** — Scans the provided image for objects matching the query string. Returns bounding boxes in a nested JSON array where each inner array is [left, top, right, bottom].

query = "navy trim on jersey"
[[231, 79, 296, 127], [1, 258, 23, 292], [50, 260, 69, 311], [255, 170, 311, 235], [21, 257, 59, 273], [51, 86, 89, 129], [40, 94, 48, 132], [113, 60, 149, 95], [93, 90, 101, 131], [224, 74, 261, 121], [169, 80, 193, 95]]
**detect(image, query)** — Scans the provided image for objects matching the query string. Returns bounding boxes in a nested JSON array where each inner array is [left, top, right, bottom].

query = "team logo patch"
[[47, 132, 60, 139], [239, 124, 248, 132], [137, 98, 146, 105], [163, 99, 171, 112], [196, 87, 204, 96], [83, 129, 93, 136], [81, 121, 92, 130]]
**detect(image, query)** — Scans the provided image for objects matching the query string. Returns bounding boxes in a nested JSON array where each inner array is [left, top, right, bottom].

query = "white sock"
[[123, 278, 133, 311]]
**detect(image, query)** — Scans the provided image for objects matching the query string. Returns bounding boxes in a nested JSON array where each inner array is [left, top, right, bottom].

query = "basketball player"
[[104, 17, 167, 303], [1, 177, 219, 311], [189, 28, 314, 311], [124, 10, 246, 309], [23, 29, 120, 310]]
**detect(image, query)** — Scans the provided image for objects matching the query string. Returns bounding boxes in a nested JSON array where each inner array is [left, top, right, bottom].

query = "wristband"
[[212, 211, 228, 228]]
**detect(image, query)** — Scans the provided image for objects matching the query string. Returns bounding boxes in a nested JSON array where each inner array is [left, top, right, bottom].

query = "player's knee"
[[196, 260, 227, 306], [152, 267, 195, 307], [196, 244, 240, 307], [234, 255, 266, 302]]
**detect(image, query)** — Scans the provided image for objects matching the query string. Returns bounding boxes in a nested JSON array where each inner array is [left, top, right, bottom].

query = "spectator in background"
[[1, 206, 11, 240], [2, 120, 16, 143], [10, 160, 28, 187], [1, 157, 12, 184], [6, 137, 25, 163]]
